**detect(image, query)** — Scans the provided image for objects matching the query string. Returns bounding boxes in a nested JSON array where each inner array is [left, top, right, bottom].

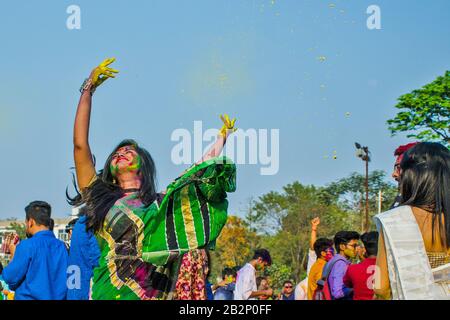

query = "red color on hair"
[[394, 142, 419, 157]]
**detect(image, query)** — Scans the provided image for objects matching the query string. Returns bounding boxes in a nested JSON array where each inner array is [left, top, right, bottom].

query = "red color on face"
[[112, 146, 136, 165], [324, 248, 334, 262], [392, 155, 403, 181], [395, 154, 403, 166]]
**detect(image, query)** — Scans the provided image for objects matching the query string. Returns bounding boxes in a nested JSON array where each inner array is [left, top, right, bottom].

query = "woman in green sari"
[[69, 58, 237, 300]]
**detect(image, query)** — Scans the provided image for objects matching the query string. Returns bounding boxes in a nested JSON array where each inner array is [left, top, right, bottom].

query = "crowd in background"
[[0, 140, 449, 300]]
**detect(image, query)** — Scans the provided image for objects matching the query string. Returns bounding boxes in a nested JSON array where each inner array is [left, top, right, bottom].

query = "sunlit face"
[[225, 275, 236, 283], [356, 244, 366, 259], [255, 258, 268, 271], [259, 279, 269, 299], [259, 279, 268, 290], [25, 218, 33, 238], [283, 282, 293, 294], [392, 156, 402, 182], [322, 247, 335, 262], [110, 146, 141, 177], [342, 239, 359, 259]]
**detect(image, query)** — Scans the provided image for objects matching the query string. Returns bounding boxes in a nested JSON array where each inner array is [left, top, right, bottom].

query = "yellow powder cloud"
[[182, 49, 254, 106]]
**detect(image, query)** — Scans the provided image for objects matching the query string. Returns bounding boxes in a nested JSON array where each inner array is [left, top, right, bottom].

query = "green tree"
[[323, 170, 398, 231], [209, 215, 261, 282], [251, 182, 354, 281], [387, 71, 450, 147], [7, 222, 27, 240], [264, 263, 294, 293]]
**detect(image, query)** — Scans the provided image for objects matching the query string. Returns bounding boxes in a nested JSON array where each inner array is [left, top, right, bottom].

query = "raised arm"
[[195, 114, 237, 165], [310, 217, 320, 250], [73, 58, 119, 189]]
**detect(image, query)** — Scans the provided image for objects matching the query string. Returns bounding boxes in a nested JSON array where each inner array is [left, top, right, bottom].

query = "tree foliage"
[[210, 171, 396, 287], [251, 182, 354, 281], [7, 222, 26, 240], [387, 70, 450, 147], [209, 215, 260, 281], [323, 170, 398, 230], [265, 263, 294, 294]]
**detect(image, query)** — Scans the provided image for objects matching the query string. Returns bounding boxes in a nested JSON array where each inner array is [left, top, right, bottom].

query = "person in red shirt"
[[343, 232, 378, 300]]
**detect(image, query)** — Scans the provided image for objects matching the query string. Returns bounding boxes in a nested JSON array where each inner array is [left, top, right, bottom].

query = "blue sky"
[[0, 0, 449, 219]]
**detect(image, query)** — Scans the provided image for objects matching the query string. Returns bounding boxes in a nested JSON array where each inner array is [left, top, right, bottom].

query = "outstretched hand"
[[90, 57, 119, 89], [219, 114, 237, 138]]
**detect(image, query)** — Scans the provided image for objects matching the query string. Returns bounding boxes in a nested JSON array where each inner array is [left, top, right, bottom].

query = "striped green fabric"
[[142, 156, 236, 265], [91, 156, 235, 300]]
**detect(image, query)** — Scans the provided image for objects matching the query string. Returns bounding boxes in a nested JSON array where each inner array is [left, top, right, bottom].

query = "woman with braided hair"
[[68, 58, 237, 300]]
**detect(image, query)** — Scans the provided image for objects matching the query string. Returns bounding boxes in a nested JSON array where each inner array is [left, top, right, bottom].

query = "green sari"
[[90, 156, 236, 300]]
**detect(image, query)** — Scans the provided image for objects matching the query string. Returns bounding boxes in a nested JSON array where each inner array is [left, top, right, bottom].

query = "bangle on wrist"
[[79, 78, 96, 95]]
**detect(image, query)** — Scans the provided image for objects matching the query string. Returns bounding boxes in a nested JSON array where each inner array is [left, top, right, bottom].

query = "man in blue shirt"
[[2, 201, 69, 300], [67, 207, 100, 300], [214, 267, 236, 300]]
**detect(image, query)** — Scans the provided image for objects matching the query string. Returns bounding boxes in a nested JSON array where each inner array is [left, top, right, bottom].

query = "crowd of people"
[[0, 59, 448, 300], [207, 141, 448, 301], [200, 220, 378, 301]]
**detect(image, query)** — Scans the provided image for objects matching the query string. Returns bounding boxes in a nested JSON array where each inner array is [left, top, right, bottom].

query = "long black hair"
[[67, 139, 157, 232], [400, 142, 450, 248]]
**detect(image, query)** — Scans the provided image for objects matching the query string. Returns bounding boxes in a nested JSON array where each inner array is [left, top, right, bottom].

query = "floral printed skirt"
[[173, 249, 209, 300]]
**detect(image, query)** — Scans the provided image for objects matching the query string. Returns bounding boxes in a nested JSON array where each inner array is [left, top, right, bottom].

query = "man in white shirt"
[[295, 217, 320, 300], [234, 249, 273, 300]]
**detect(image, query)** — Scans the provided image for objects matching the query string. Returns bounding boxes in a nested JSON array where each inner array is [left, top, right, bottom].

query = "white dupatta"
[[374, 205, 450, 300]]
